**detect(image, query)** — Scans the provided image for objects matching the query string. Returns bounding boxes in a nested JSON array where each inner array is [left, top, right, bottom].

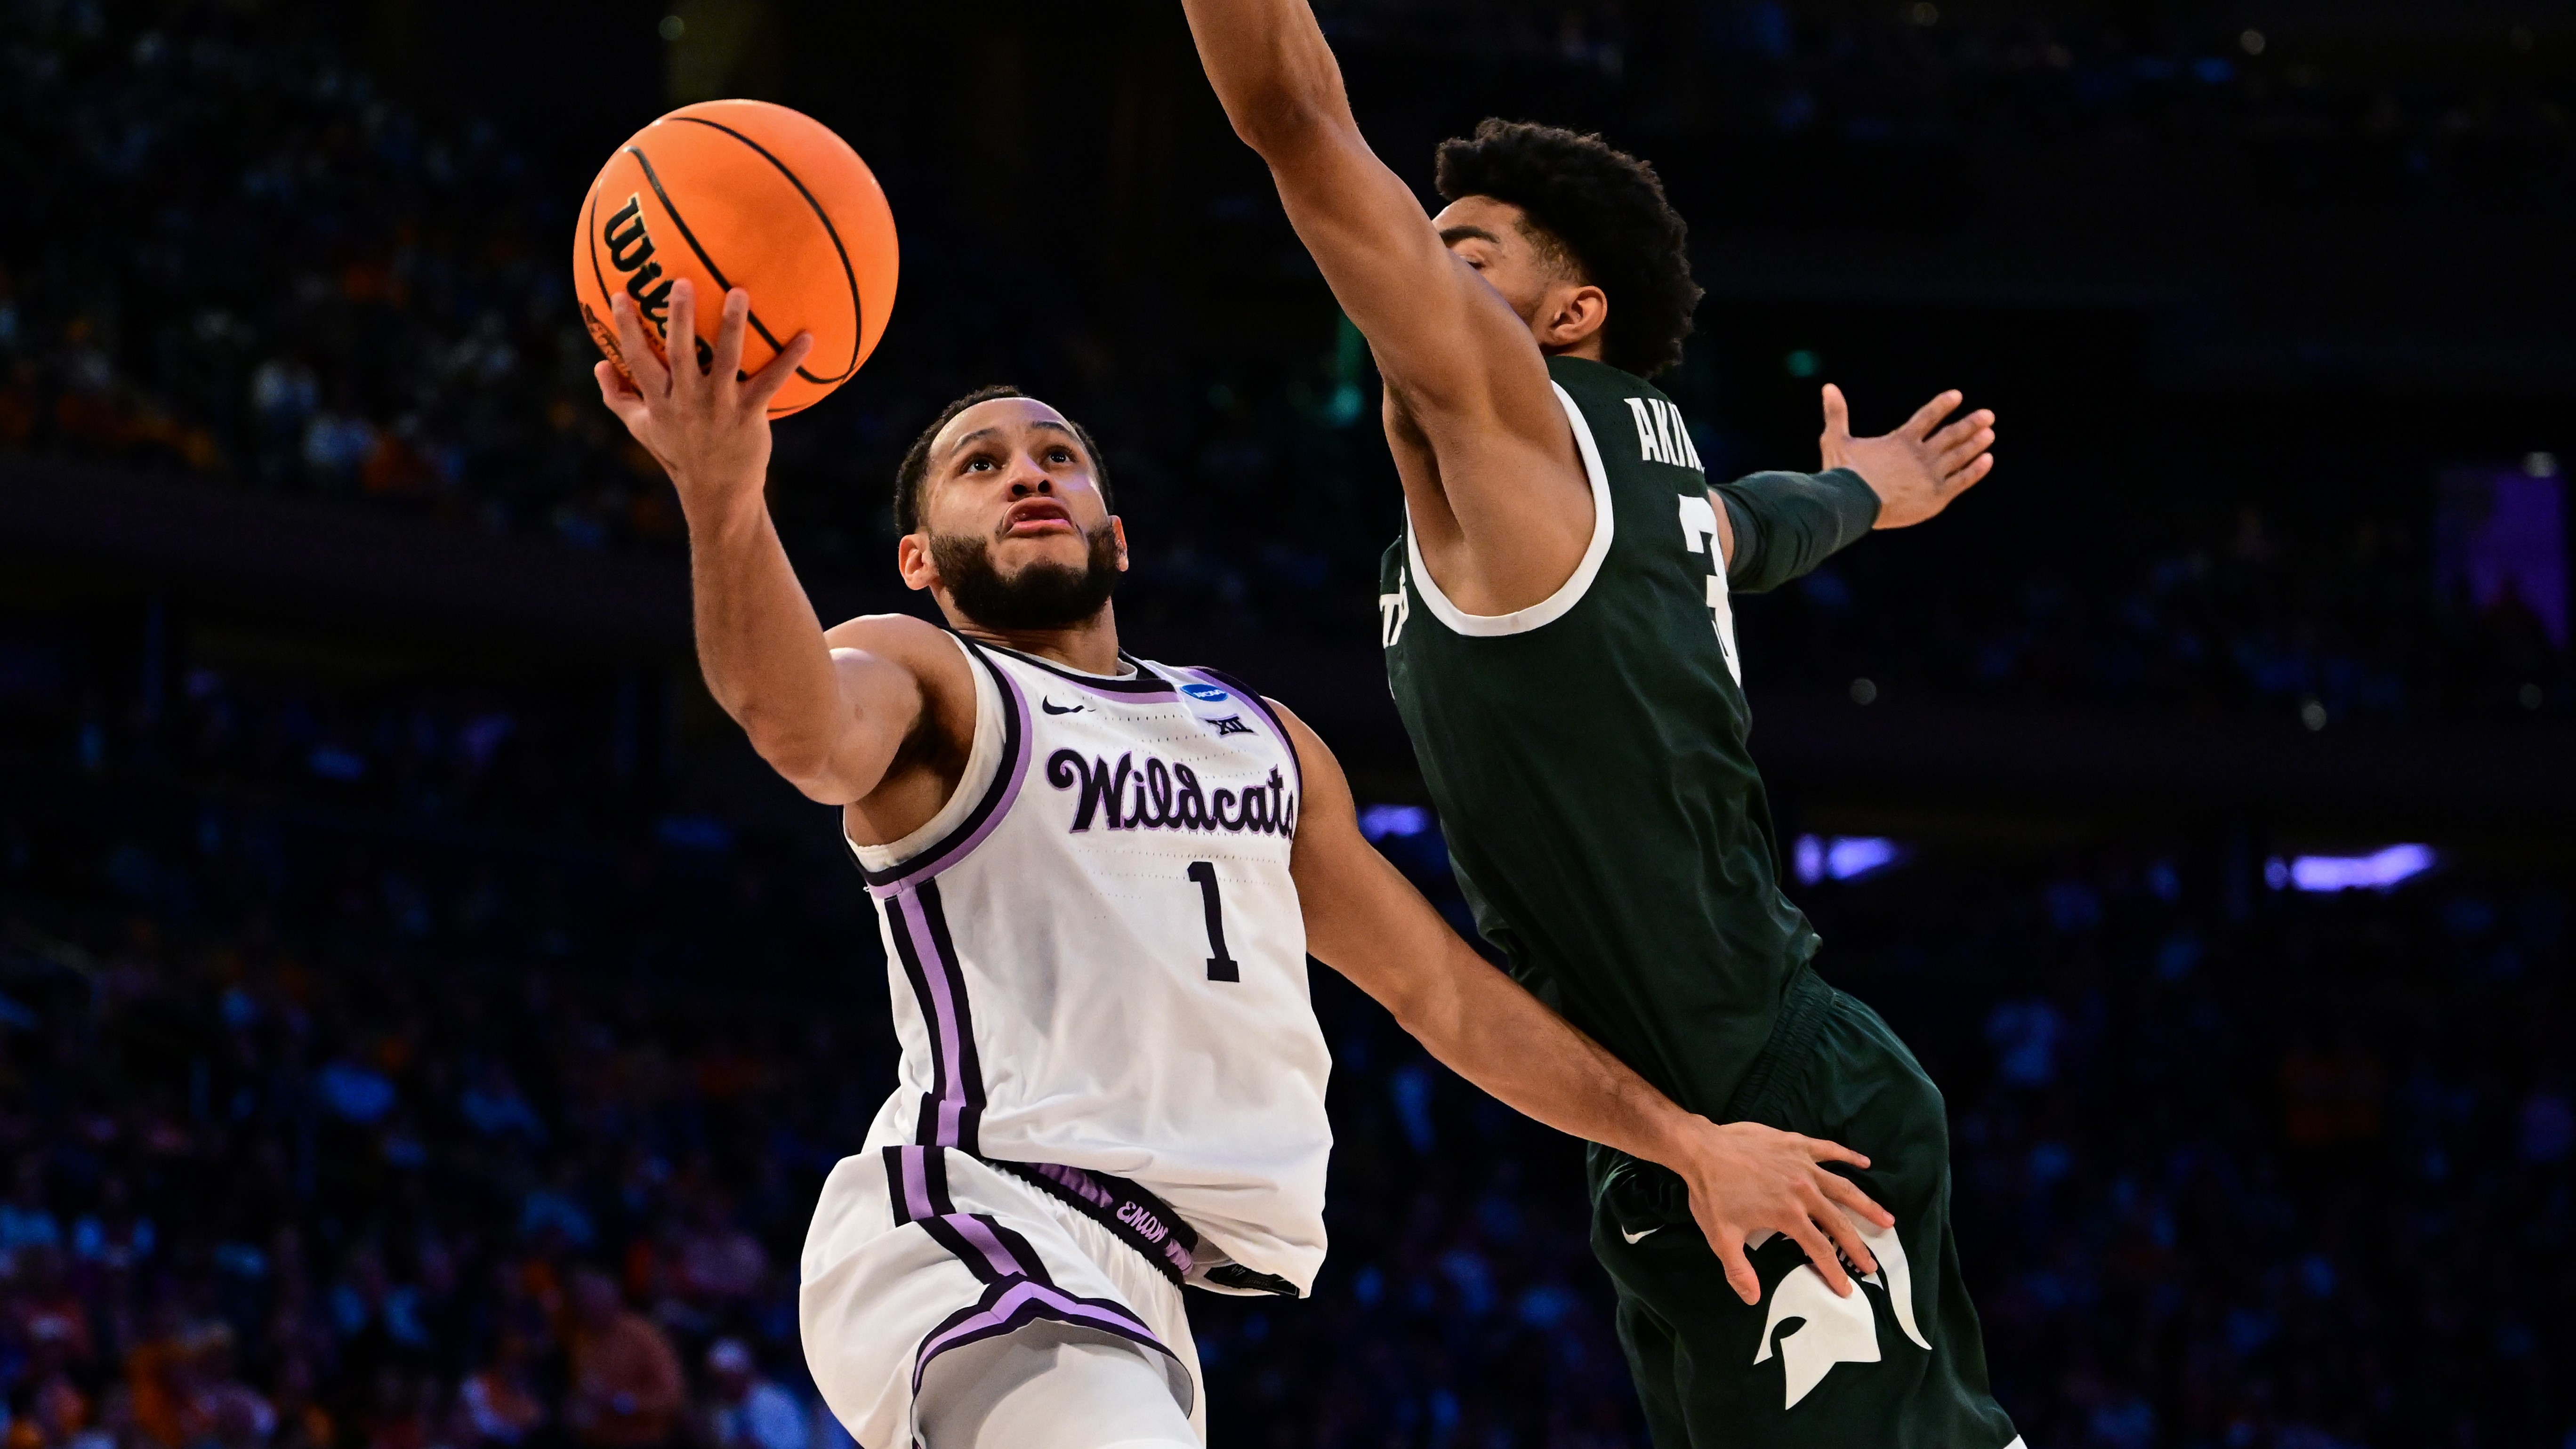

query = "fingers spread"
[[1789, 1218, 1854, 1296], [1936, 427, 1997, 477], [1713, 1234, 1761, 1307], [609, 294, 668, 397], [1819, 383, 1852, 442], [1901, 389, 1964, 440], [1813, 1195, 1881, 1278], [709, 287, 751, 395], [742, 331, 815, 413], [1799, 1135, 1871, 1171], [665, 278, 700, 397], [1818, 1172, 1895, 1231], [1946, 452, 1996, 494], [594, 361, 644, 420], [1924, 410, 1993, 457]]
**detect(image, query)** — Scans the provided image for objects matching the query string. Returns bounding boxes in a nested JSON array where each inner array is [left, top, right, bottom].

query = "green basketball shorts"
[[1590, 967, 2023, 1449]]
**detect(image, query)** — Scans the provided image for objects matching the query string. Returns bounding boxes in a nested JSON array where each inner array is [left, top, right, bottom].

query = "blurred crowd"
[[1738, 496, 2573, 725], [4, 0, 2571, 721]]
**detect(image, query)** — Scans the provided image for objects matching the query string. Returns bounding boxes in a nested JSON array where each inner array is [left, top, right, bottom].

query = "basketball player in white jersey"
[[592, 283, 1894, 1449]]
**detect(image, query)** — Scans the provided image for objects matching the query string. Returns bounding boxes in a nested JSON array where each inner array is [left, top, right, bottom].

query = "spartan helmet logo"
[[1753, 1206, 1933, 1409]]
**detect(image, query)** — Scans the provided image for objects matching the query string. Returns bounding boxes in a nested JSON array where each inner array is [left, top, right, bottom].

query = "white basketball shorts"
[[799, 1145, 1203, 1449]]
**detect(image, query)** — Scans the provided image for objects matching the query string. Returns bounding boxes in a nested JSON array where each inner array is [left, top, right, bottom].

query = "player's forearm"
[[1179, 0, 1355, 157], [1713, 468, 1879, 594], [1387, 935, 1706, 1168], [681, 493, 857, 790]]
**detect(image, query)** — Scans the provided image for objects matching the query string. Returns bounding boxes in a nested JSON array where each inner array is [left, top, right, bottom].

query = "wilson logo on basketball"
[[599, 194, 672, 332]]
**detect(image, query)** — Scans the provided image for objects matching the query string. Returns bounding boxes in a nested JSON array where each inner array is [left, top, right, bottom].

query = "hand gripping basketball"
[[594, 280, 814, 510], [572, 100, 898, 418]]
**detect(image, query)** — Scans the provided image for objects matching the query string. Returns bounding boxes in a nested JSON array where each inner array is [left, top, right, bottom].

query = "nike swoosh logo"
[[1621, 1226, 1660, 1245], [1041, 699, 1084, 715]]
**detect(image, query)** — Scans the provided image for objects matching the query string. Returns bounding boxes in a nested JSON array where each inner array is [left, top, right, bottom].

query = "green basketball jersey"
[[1377, 355, 1821, 1123]]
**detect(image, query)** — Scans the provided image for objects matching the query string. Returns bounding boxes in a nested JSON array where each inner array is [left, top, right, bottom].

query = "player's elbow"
[[1225, 71, 1356, 160], [745, 724, 864, 806], [1367, 965, 1461, 1049]]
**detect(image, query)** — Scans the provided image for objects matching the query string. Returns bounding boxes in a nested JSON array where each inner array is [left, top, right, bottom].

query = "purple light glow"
[[1794, 835, 1907, 885], [2264, 845, 2437, 893], [1359, 804, 1433, 841]]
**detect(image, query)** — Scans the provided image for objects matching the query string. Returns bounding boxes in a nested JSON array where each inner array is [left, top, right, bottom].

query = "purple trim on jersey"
[[886, 883, 982, 1152], [882, 886, 982, 1152], [882, 1149, 1178, 1394], [883, 1146, 938, 1226], [949, 1215, 1030, 1279], [989, 644, 1183, 703], [1182, 666, 1303, 808], [883, 1148, 1049, 1285], [986, 1158, 1198, 1286], [910, 1279, 1171, 1393], [860, 643, 1033, 896]]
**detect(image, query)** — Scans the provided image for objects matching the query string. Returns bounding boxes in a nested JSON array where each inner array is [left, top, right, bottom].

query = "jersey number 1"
[[1187, 861, 1240, 982]]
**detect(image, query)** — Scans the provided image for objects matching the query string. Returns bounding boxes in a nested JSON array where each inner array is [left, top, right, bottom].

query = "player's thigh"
[[1800, 992, 1954, 1208], [917, 1321, 1198, 1449], [1605, 1276, 1695, 1449]]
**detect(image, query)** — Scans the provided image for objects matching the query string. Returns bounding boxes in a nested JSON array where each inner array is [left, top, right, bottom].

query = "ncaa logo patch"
[[1181, 683, 1230, 703]]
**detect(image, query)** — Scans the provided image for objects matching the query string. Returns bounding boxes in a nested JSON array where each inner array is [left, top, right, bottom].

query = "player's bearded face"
[[931, 521, 1122, 631]]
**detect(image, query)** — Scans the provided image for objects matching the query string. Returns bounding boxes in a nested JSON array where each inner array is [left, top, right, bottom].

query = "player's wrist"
[[675, 474, 771, 534], [1635, 1107, 1719, 1175]]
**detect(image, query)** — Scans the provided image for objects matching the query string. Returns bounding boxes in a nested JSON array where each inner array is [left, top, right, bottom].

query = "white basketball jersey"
[[849, 635, 1332, 1294]]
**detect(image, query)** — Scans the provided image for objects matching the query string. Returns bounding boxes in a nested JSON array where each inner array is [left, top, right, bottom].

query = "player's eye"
[[1047, 447, 1074, 464]]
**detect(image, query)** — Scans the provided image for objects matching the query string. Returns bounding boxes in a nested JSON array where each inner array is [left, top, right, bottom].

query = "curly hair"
[[1433, 119, 1702, 378], [893, 386, 1114, 534]]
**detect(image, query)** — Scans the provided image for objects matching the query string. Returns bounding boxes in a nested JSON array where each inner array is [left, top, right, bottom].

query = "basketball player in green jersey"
[[1181, 3, 2021, 1446]]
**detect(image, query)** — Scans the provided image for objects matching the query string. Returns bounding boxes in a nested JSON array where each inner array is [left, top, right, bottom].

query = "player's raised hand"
[[1667, 1118, 1895, 1306], [1818, 383, 1995, 531], [594, 279, 815, 515]]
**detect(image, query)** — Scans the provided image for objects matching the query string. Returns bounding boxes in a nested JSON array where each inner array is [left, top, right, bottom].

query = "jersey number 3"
[[1677, 494, 1744, 685], [1187, 862, 1241, 982]]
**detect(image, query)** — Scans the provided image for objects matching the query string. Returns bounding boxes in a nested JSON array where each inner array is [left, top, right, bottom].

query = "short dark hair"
[[893, 386, 1115, 534], [1433, 119, 1703, 378]]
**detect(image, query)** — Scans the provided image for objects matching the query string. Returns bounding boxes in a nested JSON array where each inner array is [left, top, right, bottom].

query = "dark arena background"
[[3, 1, 2574, 1447]]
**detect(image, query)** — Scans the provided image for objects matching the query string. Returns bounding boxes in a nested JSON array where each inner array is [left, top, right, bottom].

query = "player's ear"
[[1546, 283, 1609, 350], [896, 532, 939, 592], [1109, 516, 1130, 572]]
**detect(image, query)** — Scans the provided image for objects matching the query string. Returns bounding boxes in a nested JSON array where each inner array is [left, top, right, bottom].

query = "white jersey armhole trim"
[[847, 635, 1004, 873], [1402, 380, 1616, 638]]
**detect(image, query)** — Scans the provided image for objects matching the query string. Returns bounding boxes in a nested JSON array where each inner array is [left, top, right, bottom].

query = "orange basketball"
[[573, 100, 898, 418]]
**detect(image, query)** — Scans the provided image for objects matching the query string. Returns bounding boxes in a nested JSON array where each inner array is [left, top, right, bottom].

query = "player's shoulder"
[[822, 612, 975, 689], [824, 610, 947, 652]]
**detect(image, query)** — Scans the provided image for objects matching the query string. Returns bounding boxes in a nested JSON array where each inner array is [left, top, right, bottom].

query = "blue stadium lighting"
[[1793, 835, 1908, 885], [2263, 845, 2437, 893], [1359, 804, 1434, 841]]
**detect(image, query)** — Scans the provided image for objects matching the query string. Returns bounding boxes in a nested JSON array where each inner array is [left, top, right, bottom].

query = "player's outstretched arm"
[[1179, 0, 1591, 610], [1179, 0, 1548, 419], [1273, 700, 1895, 1304], [596, 281, 926, 806]]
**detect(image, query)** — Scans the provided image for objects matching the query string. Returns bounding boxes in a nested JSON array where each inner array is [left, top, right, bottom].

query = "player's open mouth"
[[1002, 501, 1077, 537]]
